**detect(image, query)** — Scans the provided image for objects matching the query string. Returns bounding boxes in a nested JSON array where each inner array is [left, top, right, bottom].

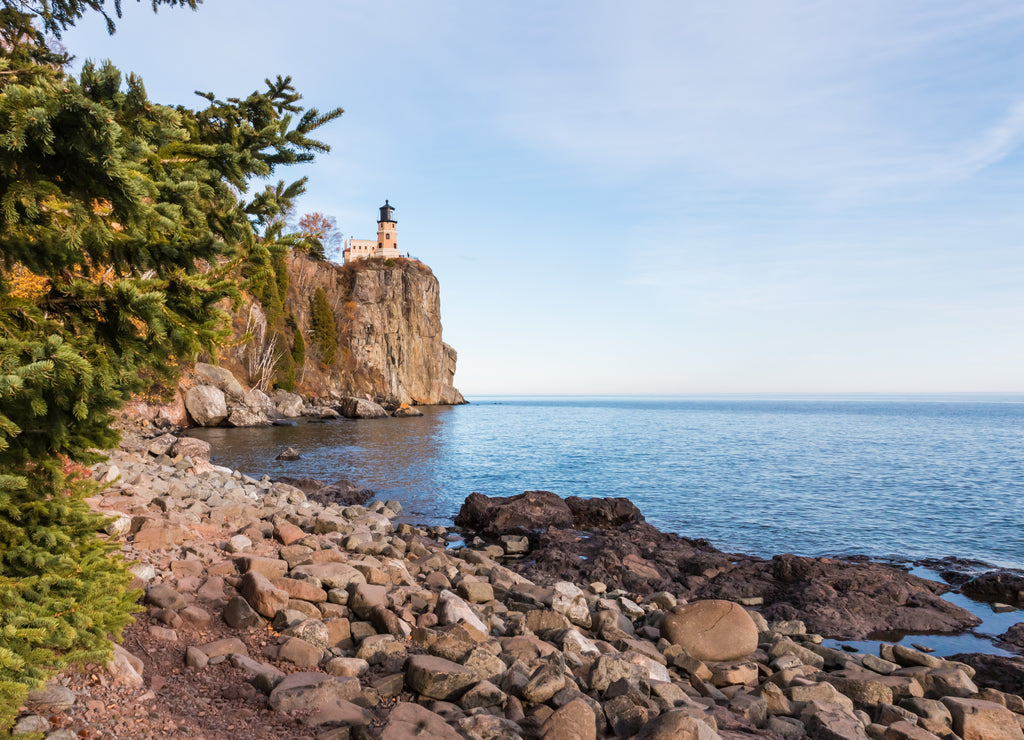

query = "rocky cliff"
[[277, 253, 464, 405]]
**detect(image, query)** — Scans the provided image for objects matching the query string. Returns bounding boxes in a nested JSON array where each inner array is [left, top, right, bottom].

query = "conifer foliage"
[[310, 287, 338, 365], [0, 5, 341, 727]]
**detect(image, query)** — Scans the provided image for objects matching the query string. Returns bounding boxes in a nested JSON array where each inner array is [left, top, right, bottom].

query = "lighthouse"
[[376, 200, 399, 257], [343, 200, 405, 263]]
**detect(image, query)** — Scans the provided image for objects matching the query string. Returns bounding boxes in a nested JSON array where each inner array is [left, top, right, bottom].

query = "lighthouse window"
[[386, 233, 390, 239]]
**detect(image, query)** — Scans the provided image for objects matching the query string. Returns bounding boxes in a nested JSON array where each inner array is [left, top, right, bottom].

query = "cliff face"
[[282, 254, 464, 405]]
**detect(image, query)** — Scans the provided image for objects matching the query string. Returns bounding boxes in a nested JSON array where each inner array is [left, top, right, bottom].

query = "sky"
[[61, 1, 1024, 395]]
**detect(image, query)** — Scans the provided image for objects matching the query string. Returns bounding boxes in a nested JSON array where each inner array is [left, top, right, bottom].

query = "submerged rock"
[[276, 447, 301, 461]]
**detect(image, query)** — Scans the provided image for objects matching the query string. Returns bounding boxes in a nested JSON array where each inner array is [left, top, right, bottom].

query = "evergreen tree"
[[310, 287, 337, 365], [0, 7, 342, 727], [2, 0, 199, 37]]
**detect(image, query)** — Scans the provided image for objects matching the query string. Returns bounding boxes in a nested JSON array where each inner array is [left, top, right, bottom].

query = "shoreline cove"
[[187, 394, 1024, 570]]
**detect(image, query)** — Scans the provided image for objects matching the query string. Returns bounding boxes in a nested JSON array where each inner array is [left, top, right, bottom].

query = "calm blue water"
[[188, 395, 1024, 570]]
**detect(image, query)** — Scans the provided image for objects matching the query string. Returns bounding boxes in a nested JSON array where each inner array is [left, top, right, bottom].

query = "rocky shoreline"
[[10, 432, 1024, 739]]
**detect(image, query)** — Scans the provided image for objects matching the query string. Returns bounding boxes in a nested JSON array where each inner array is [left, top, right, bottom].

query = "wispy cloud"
[[427, 1, 1024, 199]]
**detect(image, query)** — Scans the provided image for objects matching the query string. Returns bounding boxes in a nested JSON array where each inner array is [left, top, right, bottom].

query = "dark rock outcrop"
[[960, 571, 1024, 606], [950, 653, 1024, 696], [455, 491, 982, 641], [454, 491, 574, 535]]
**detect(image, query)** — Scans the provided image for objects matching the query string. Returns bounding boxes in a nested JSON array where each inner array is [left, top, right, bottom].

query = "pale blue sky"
[[63, 1, 1024, 394]]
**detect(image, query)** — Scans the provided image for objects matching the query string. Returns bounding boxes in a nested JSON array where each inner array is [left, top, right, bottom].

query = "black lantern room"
[[378, 200, 396, 223]]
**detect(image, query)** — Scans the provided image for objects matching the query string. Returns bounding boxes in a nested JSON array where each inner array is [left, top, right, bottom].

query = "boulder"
[[659, 600, 758, 662], [267, 672, 360, 712], [381, 702, 462, 740], [454, 491, 574, 535], [24, 684, 76, 713], [194, 362, 245, 398], [436, 589, 488, 633], [941, 697, 1024, 740], [541, 697, 599, 740], [243, 388, 277, 417], [227, 406, 270, 427], [146, 432, 177, 456], [309, 478, 374, 506], [405, 654, 478, 701], [239, 571, 289, 619], [184, 385, 228, 427], [276, 447, 301, 461], [1000, 623, 1024, 649], [170, 436, 211, 463], [271, 388, 305, 417], [635, 709, 720, 740], [392, 403, 424, 418], [339, 397, 389, 419]]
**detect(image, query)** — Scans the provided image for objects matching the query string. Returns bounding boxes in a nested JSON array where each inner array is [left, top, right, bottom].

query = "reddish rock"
[[941, 697, 1024, 740], [660, 600, 758, 662], [381, 702, 462, 740], [239, 571, 289, 619], [133, 519, 186, 550], [236, 556, 288, 580], [273, 520, 306, 545], [272, 577, 328, 603]]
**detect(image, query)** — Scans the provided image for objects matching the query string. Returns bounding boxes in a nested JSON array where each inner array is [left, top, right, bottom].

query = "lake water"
[[188, 394, 1024, 570]]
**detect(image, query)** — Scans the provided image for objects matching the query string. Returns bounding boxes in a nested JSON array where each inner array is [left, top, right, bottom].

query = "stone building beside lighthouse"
[[343, 200, 404, 263]]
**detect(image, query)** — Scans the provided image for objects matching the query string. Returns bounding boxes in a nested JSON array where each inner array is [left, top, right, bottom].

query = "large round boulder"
[[184, 385, 228, 427], [659, 599, 758, 661]]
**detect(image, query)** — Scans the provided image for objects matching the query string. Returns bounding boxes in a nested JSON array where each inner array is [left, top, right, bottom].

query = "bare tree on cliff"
[[297, 211, 343, 262]]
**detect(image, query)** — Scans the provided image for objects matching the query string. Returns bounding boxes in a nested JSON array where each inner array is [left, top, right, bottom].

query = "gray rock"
[[170, 436, 211, 463], [276, 446, 301, 461], [184, 385, 228, 426], [146, 433, 177, 456], [271, 389, 305, 417], [267, 672, 360, 712], [278, 636, 324, 668], [405, 654, 478, 701], [194, 362, 245, 399], [12, 715, 50, 735], [223, 595, 265, 630], [24, 684, 75, 713], [339, 397, 389, 419], [227, 406, 270, 427], [145, 583, 187, 610], [381, 702, 462, 739]]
